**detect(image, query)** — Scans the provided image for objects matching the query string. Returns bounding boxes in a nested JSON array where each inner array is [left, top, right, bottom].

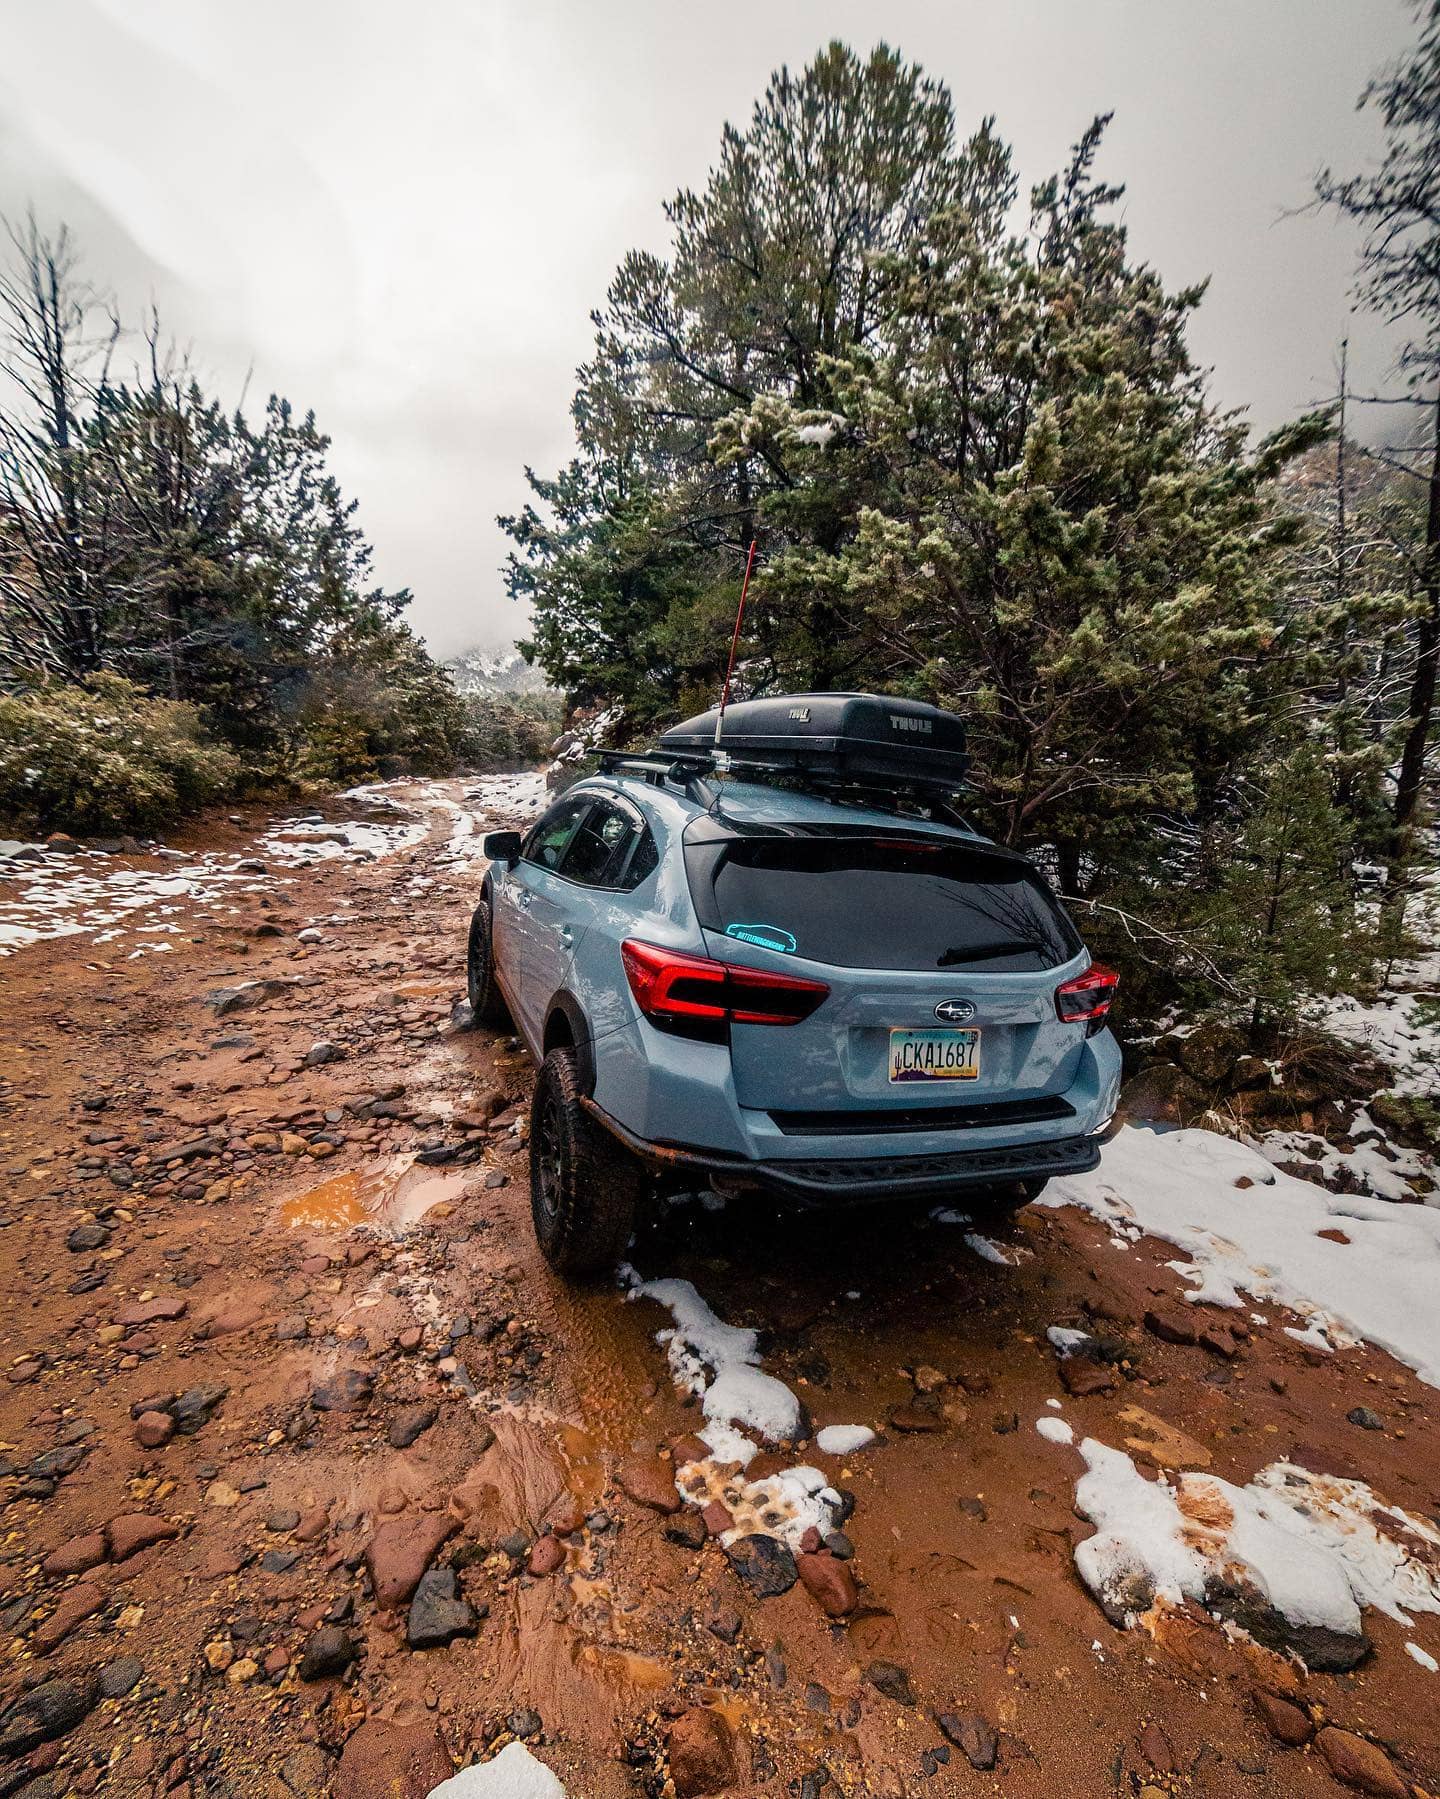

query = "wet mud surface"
[[1, 779, 1437, 1797]]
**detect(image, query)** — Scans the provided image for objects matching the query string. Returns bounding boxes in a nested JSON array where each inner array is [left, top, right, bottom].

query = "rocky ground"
[[0, 779, 1438, 1799]]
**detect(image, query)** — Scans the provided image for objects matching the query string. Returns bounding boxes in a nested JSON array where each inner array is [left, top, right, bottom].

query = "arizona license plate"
[[888, 1027, 981, 1082]]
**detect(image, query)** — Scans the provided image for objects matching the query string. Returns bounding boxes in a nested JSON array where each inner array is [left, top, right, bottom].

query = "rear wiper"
[[937, 940, 1039, 967]]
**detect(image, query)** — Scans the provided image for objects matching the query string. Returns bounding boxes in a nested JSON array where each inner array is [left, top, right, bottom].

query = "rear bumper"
[[581, 1097, 1102, 1202]]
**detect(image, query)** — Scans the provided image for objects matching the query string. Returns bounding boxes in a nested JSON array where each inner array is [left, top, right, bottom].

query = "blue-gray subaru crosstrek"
[[466, 693, 1121, 1275]]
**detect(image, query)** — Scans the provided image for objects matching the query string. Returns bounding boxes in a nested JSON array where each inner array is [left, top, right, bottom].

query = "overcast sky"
[[0, 0, 1414, 658]]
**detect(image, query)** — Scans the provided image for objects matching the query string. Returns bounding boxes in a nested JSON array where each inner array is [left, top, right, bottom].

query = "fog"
[[0, 0, 1411, 656]]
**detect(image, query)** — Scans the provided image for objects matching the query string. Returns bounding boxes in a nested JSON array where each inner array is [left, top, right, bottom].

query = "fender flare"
[[543, 989, 596, 1096]]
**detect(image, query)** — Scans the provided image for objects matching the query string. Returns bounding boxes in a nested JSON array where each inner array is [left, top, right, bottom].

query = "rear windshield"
[[693, 836, 1081, 973]]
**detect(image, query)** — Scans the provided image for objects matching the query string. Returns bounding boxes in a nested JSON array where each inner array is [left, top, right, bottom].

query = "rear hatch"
[[684, 826, 1089, 1124]]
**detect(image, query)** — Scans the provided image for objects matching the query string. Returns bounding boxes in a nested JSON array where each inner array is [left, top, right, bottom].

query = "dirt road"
[[1, 779, 1437, 1799]]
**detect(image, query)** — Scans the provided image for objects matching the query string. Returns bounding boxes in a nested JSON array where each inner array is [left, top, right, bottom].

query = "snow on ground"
[[1313, 989, 1440, 1099], [408, 772, 547, 870], [425, 1743, 567, 1797], [962, 1230, 1031, 1266], [0, 860, 273, 956], [461, 769, 547, 818], [1059, 1433, 1440, 1662], [1041, 1125, 1440, 1387], [1259, 1116, 1435, 1205], [815, 1424, 876, 1455], [256, 816, 428, 862], [625, 1270, 852, 1550], [1311, 860, 1440, 1098], [626, 1273, 803, 1450], [0, 772, 546, 956]]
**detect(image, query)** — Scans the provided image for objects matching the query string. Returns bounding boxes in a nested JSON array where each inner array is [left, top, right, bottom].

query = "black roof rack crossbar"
[[598, 745, 965, 796], [596, 746, 973, 829], [596, 750, 710, 785]]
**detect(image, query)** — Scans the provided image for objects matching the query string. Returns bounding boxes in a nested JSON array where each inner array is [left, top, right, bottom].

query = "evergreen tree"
[[1317, 0, 1440, 893], [1209, 745, 1369, 1039], [0, 217, 501, 832], [508, 52, 1334, 903]]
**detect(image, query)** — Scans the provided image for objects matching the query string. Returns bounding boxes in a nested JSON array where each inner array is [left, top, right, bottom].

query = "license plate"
[[888, 1027, 981, 1082]]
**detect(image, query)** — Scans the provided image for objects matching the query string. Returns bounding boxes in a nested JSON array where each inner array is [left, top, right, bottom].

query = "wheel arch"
[[543, 991, 595, 1095]]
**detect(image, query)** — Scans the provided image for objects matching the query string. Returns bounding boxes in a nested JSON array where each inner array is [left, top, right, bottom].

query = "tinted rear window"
[[696, 837, 1081, 972]]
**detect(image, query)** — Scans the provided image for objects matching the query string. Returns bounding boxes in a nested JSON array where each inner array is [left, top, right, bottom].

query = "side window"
[[521, 797, 592, 871], [559, 801, 637, 887], [618, 827, 659, 891]]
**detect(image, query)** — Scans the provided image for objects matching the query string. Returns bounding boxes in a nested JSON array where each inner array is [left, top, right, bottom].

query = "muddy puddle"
[[280, 1156, 470, 1231]]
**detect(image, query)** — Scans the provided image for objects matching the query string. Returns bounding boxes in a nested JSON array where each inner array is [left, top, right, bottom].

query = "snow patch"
[[0, 774, 543, 957], [1312, 990, 1440, 1100], [1407, 1642, 1439, 1672], [1260, 1124, 1435, 1206], [1072, 1438, 1440, 1654], [627, 1275, 801, 1443], [627, 1271, 846, 1549], [258, 817, 429, 862], [426, 1742, 567, 1797], [1041, 1125, 1440, 1386], [1036, 1416, 1074, 1445], [815, 1424, 876, 1456], [964, 1231, 1027, 1266]]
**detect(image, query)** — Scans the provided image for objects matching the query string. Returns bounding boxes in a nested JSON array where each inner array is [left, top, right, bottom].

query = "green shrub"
[[458, 695, 559, 771], [0, 673, 241, 835]]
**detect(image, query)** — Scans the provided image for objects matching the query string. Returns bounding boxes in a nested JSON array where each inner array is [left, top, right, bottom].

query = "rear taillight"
[[1055, 963, 1119, 1023], [621, 939, 829, 1040]]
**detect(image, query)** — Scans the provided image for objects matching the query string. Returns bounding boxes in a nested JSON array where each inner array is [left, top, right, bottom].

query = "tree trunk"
[[1388, 386, 1440, 898]]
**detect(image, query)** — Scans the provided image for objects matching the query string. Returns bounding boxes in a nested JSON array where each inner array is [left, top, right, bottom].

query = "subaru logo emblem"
[[935, 998, 975, 1023]]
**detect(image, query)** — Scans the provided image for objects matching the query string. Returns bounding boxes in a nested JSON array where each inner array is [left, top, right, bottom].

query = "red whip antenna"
[[715, 538, 758, 749]]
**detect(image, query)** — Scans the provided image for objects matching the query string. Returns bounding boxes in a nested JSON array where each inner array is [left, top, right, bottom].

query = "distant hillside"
[[446, 646, 556, 699]]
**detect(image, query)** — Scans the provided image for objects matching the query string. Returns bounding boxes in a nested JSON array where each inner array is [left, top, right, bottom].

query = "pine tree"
[[1211, 745, 1369, 1040], [1317, 0, 1440, 897], [508, 51, 1334, 901]]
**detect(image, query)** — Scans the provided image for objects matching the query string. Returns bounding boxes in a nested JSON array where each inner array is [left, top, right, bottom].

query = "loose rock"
[[618, 1456, 682, 1514], [0, 1676, 96, 1757], [1253, 1690, 1313, 1746], [106, 1513, 179, 1561], [365, 1513, 457, 1608], [726, 1534, 797, 1599], [406, 1568, 480, 1649], [311, 1369, 375, 1411], [667, 1706, 738, 1798], [796, 1551, 857, 1617], [297, 1626, 358, 1682], [1314, 1727, 1409, 1797], [864, 1660, 915, 1706], [387, 1403, 439, 1449], [937, 1711, 998, 1771], [134, 1410, 175, 1450]]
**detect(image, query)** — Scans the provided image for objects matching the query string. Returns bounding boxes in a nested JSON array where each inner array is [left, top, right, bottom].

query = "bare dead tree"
[[0, 213, 123, 681]]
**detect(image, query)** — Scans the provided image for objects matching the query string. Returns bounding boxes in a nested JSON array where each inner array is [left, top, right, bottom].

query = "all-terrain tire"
[[466, 899, 511, 1028], [530, 1046, 641, 1276]]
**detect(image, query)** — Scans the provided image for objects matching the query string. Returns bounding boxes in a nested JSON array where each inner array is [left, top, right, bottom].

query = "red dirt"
[[1, 780, 1437, 1797]]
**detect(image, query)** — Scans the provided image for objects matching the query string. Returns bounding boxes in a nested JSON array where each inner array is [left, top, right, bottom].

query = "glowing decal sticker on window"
[[724, 922, 798, 954]]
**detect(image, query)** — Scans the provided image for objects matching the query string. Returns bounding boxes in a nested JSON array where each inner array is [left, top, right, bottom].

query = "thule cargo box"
[[659, 692, 968, 788]]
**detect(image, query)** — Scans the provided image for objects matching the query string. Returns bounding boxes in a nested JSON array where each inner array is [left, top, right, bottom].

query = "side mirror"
[[482, 830, 523, 867]]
